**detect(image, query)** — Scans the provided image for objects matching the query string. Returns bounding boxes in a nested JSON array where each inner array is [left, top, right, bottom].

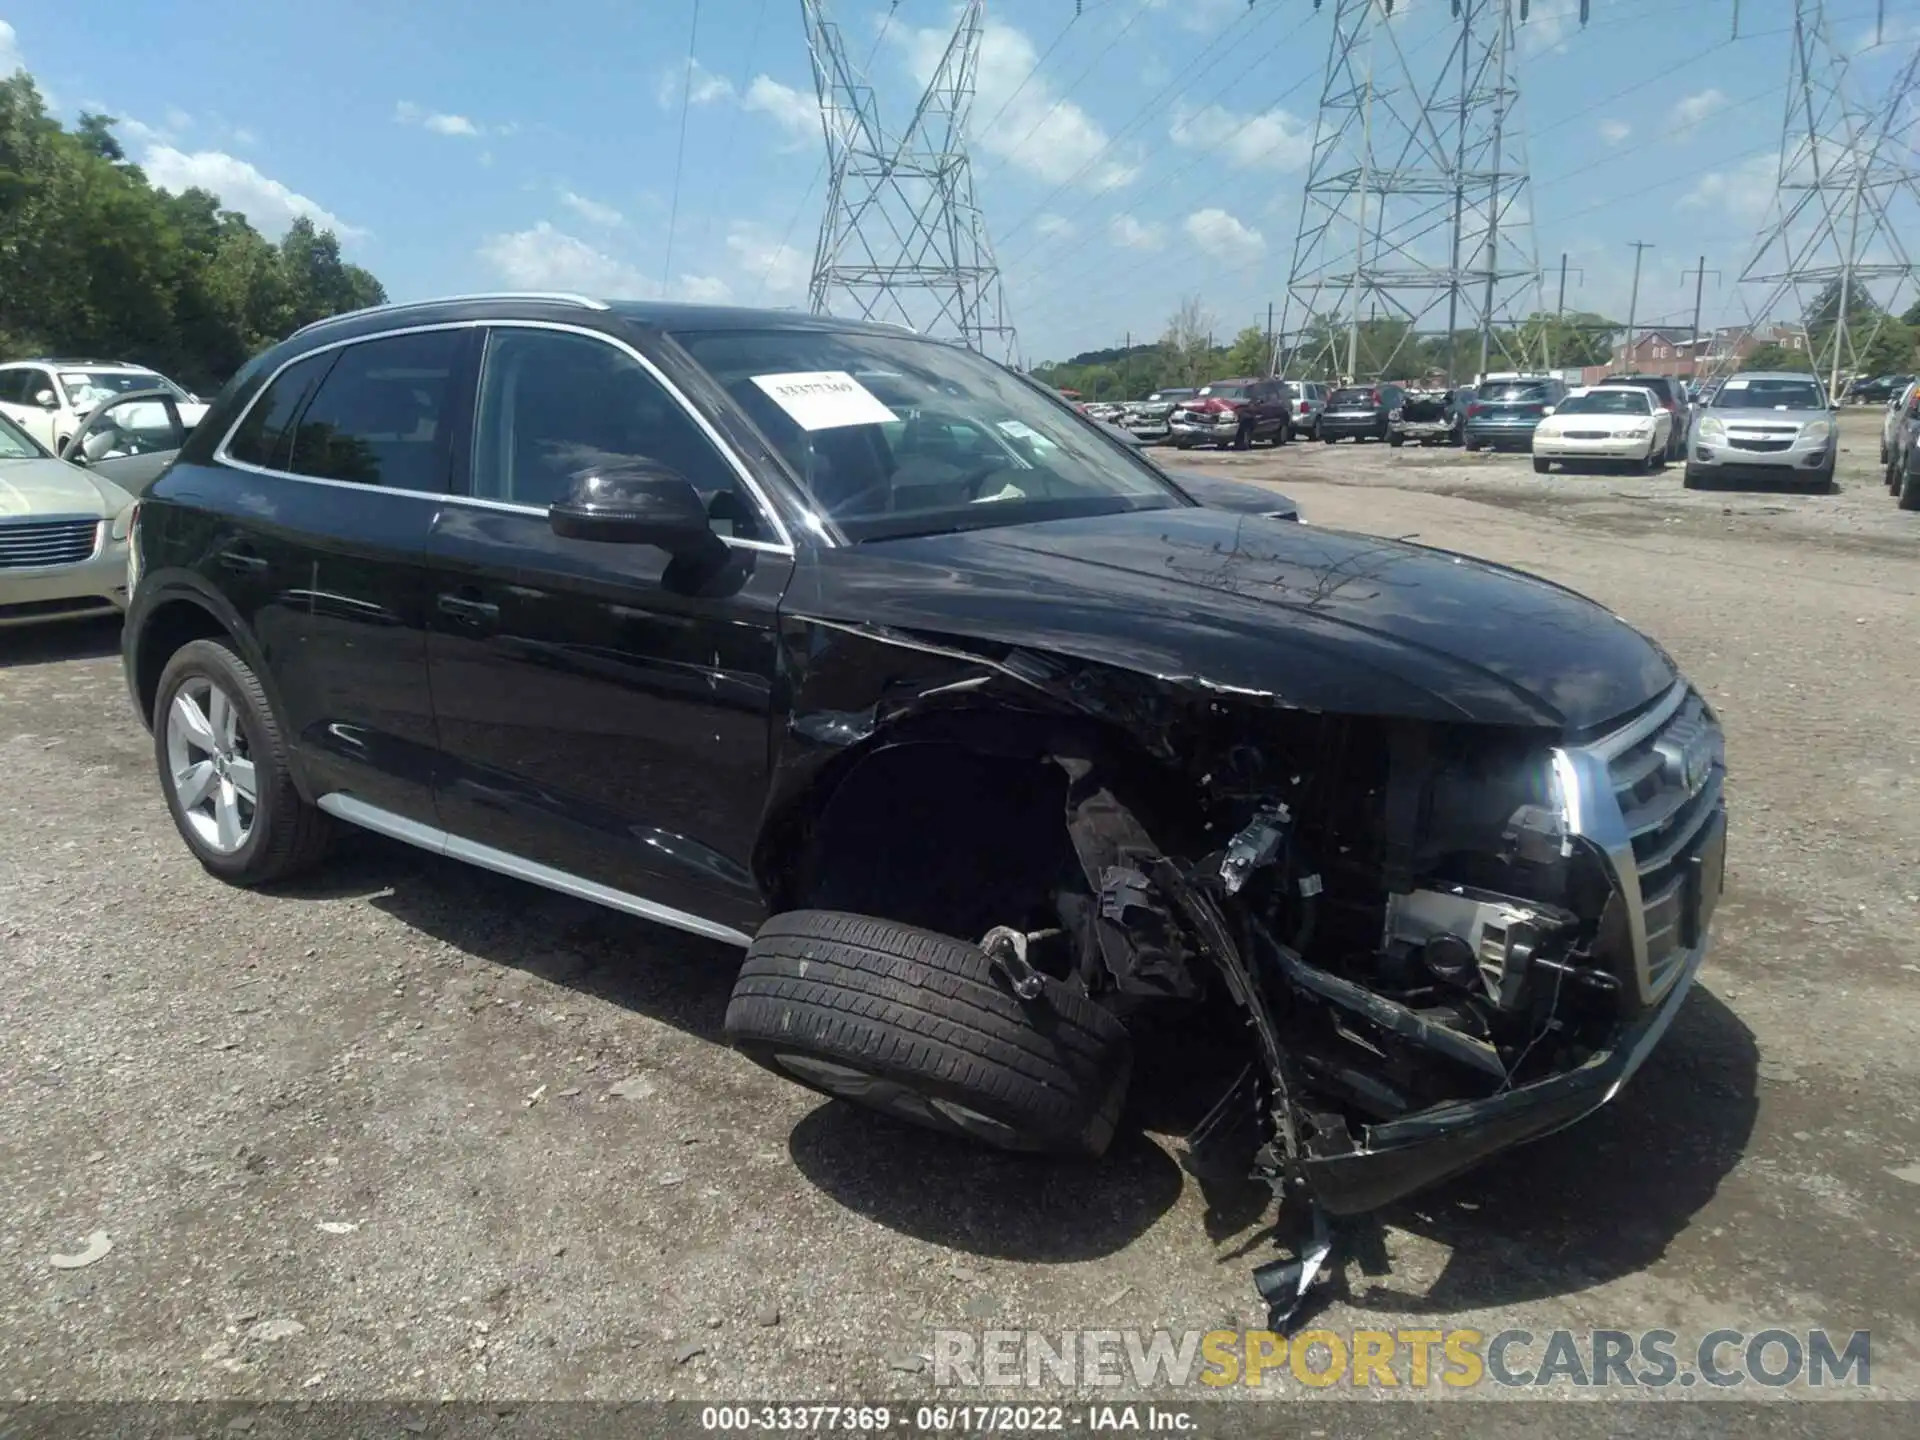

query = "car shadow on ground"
[[0, 615, 122, 668]]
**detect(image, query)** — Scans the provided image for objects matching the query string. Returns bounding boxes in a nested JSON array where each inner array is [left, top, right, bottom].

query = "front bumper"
[[0, 528, 126, 627], [1302, 932, 1708, 1212], [1126, 420, 1172, 441], [1533, 432, 1654, 460], [1690, 434, 1833, 478], [1170, 417, 1240, 445]]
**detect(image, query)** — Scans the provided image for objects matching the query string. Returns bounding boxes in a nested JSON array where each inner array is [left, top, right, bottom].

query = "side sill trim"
[[315, 793, 754, 947]]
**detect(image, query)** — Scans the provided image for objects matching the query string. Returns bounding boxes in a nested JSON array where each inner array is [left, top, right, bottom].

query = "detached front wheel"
[[725, 911, 1132, 1158]]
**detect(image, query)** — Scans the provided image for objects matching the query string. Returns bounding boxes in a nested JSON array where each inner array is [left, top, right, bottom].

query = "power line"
[[693, 0, 772, 264], [973, 12, 1079, 137], [975, 0, 1157, 185], [661, 0, 704, 293]]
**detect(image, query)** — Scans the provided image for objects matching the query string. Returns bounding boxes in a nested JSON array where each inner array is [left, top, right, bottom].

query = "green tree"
[[1739, 343, 1813, 373], [1222, 324, 1269, 377], [0, 76, 385, 393]]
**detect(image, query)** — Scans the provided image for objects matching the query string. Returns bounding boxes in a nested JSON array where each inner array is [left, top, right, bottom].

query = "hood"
[[1703, 407, 1827, 427], [795, 507, 1676, 730], [0, 457, 120, 520]]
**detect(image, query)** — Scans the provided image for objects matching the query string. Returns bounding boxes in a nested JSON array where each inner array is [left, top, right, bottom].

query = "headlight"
[[110, 504, 135, 543], [1699, 416, 1727, 442], [1801, 419, 1831, 442], [1626, 423, 1652, 437]]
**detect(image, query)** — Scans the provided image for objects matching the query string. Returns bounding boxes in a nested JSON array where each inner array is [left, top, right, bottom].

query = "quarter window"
[[286, 330, 464, 490], [472, 327, 766, 540], [225, 352, 334, 471]]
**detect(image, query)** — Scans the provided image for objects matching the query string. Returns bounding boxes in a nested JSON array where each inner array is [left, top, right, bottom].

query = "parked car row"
[[1878, 377, 1920, 510]]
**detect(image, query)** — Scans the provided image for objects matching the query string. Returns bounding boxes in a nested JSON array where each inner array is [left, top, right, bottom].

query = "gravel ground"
[[1, 409, 1915, 1417]]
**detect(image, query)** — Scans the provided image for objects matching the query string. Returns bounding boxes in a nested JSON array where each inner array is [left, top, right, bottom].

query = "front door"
[[63, 391, 189, 498], [424, 324, 794, 932]]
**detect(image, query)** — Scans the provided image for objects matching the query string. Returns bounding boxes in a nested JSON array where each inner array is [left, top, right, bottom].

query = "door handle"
[[437, 590, 500, 626], [219, 547, 268, 574]]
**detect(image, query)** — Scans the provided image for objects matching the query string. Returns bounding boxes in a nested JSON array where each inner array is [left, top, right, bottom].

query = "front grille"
[[0, 517, 101, 570], [1564, 431, 1612, 440], [1730, 437, 1792, 453], [1601, 687, 1725, 996]]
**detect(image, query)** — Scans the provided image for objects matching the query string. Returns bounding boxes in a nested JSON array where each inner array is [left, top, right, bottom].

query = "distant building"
[[1579, 325, 1807, 385]]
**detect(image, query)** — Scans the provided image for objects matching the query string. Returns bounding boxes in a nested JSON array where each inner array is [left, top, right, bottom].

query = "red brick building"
[[1577, 326, 1808, 385]]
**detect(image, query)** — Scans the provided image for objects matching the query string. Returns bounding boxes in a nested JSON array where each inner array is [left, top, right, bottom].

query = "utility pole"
[[1681, 256, 1721, 379], [1265, 301, 1275, 375], [1623, 241, 1654, 373], [1555, 253, 1585, 316]]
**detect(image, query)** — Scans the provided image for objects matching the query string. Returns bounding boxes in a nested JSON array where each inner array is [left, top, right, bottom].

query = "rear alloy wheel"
[[154, 639, 333, 885], [725, 911, 1132, 1158]]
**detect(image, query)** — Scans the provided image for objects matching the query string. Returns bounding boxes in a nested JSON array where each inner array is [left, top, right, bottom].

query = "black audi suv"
[[120, 294, 1727, 1289]]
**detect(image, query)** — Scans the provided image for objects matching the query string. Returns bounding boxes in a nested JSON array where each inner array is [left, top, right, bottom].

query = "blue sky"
[[5, 0, 1918, 364]]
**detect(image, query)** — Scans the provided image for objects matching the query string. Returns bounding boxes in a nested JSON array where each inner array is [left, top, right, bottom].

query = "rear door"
[[423, 322, 793, 933], [210, 326, 476, 824]]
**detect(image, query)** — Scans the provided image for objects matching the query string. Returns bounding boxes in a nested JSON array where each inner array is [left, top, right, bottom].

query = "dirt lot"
[[2, 409, 1916, 1414]]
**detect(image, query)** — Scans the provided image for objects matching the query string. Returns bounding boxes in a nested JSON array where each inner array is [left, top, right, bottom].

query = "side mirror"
[[548, 462, 726, 562], [33, 389, 58, 409]]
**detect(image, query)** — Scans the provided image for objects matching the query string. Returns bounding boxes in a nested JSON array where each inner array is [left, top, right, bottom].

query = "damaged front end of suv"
[[742, 520, 1727, 1324]]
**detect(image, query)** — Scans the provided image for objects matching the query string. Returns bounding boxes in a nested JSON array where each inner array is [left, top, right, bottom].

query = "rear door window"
[[286, 330, 467, 490]]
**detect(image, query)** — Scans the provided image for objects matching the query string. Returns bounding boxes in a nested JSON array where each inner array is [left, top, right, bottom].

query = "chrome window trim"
[[289, 291, 610, 339], [316, 793, 753, 947], [211, 318, 796, 555]]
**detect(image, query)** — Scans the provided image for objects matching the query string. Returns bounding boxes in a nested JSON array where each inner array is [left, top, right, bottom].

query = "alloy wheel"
[[165, 677, 257, 854]]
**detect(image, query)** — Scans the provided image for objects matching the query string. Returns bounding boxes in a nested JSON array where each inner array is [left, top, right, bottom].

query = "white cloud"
[[677, 272, 734, 304], [478, 222, 654, 298], [1677, 151, 1778, 222], [1034, 214, 1076, 240], [725, 222, 810, 299], [894, 16, 1136, 189], [1109, 214, 1165, 251], [141, 146, 363, 239], [1170, 102, 1313, 171], [1167, 0, 1245, 33], [1183, 207, 1264, 265], [657, 57, 736, 110], [1598, 118, 1631, 145], [1520, 0, 1581, 55], [395, 100, 487, 139], [1670, 88, 1727, 131], [560, 189, 624, 227], [743, 74, 820, 147], [0, 20, 23, 76]]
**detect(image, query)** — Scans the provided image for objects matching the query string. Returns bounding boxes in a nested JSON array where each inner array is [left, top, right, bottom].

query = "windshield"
[[1710, 377, 1824, 410], [675, 329, 1183, 542], [1559, 390, 1650, 415], [0, 411, 48, 459], [58, 370, 185, 410]]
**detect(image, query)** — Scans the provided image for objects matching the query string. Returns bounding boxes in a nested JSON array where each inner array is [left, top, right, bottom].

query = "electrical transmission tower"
[[802, 0, 1018, 362], [1732, 1, 1920, 396], [1278, 0, 1550, 385]]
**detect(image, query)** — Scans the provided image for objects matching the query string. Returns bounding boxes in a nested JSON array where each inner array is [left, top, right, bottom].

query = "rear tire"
[[153, 639, 333, 886], [725, 911, 1133, 1159]]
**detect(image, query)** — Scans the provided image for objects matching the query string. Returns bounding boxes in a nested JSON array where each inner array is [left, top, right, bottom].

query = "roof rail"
[[289, 291, 610, 339]]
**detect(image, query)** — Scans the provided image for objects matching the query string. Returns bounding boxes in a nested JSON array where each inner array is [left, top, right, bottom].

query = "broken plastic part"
[[1298, 872, 1323, 898], [1252, 1205, 1335, 1335], [1219, 803, 1291, 896]]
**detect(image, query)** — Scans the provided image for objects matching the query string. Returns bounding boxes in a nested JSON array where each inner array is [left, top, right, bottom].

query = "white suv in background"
[[0, 359, 207, 453]]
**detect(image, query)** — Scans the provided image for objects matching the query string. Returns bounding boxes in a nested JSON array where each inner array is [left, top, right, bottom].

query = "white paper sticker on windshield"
[[995, 420, 1042, 441], [1721, 378, 1749, 390], [750, 371, 896, 430]]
